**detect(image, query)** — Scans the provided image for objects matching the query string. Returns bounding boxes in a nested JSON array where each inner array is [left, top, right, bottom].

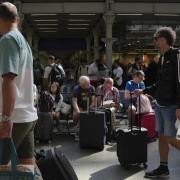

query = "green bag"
[[0, 138, 35, 180]]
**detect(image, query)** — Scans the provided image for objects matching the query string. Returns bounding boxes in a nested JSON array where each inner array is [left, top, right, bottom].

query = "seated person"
[[124, 70, 145, 123], [96, 78, 120, 130], [72, 76, 96, 133], [49, 81, 63, 132]]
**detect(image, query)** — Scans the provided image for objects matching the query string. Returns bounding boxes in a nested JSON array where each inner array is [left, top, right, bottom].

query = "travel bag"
[[37, 147, 78, 180], [79, 96, 106, 150], [116, 93, 148, 169], [34, 112, 53, 143]]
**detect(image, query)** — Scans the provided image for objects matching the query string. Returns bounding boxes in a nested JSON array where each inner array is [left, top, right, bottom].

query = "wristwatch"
[[1, 115, 11, 122]]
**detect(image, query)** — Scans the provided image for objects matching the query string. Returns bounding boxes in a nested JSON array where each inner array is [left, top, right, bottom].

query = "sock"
[[160, 162, 168, 170]]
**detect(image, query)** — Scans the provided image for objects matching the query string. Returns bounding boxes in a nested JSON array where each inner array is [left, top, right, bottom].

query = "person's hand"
[[134, 89, 143, 96], [176, 109, 180, 120], [0, 121, 13, 139]]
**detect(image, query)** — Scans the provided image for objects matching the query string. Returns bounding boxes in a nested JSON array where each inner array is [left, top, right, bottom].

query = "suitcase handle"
[[130, 93, 141, 131]]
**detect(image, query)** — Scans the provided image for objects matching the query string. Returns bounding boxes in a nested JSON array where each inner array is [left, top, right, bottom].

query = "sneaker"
[[144, 166, 169, 178]]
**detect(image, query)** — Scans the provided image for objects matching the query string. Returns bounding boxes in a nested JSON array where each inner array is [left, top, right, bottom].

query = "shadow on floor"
[[36, 134, 105, 161], [89, 164, 145, 180]]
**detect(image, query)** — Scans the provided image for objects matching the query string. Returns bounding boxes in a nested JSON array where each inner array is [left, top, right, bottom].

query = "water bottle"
[[175, 119, 180, 140]]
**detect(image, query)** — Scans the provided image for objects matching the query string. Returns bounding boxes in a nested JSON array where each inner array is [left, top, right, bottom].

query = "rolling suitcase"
[[34, 112, 53, 142], [79, 97, 106, 150], [37, 147, 78, 180], [116, 93, 148, 169]]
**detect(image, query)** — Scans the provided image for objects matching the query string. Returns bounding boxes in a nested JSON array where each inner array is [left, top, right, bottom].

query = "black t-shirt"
[[72, 85, 95, 109]]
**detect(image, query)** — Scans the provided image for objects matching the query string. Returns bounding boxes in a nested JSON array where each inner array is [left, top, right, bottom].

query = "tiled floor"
[[36, 132, 180, 180]]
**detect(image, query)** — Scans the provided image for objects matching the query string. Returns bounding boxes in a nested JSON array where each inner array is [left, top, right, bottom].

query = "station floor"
[[36, 132, 180, 180]]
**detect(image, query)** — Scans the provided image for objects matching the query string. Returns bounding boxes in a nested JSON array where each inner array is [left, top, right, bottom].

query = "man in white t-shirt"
[[43, 55, 55, 89], [0, 2, 39, 176]]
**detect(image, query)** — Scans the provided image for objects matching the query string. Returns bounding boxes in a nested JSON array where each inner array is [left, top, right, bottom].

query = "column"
[[93, 27, 100, 60], [103, 0, 116, 72], [86, 35, 91, 63], [26, 27, 33, 48], [33, 36, 39, 59]]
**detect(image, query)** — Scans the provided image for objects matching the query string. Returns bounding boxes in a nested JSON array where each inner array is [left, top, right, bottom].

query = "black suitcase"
[[79, 110, 106, 150], [116, 93, 148, 169], [37, 147, 78, 180], [95, 107, 112, 143], [34, 112, 53, 142]]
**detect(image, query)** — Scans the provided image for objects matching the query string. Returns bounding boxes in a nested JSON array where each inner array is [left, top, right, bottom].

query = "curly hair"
[[154, 27, 176, 46]]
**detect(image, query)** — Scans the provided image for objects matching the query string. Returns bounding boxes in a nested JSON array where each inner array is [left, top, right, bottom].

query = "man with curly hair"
[[145, 27, 180, 178]]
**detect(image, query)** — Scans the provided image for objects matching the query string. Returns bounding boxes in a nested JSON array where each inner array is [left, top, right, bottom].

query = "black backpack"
[[38, 90, 54, 112], [49, 64, 64, 86]]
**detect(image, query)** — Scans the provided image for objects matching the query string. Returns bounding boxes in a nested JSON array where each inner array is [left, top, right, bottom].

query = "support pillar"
[[86, 36, 91, 63], [93, 27, 100, 60], [103, 0, 116, 72], [33, 36, 39, 59]]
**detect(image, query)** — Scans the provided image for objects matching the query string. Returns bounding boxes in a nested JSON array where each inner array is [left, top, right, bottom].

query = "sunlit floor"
[[36, 130, 180, 180]]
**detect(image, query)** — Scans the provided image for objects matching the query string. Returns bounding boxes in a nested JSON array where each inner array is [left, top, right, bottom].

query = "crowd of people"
[[0, 2, 180, 180]]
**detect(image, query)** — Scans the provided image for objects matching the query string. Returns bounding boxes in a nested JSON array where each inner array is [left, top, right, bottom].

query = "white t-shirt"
[[88, 62, 98, 81], [43, 63, 55, 79], [113, 66, 123, 86], [0, 30, 38, 123]]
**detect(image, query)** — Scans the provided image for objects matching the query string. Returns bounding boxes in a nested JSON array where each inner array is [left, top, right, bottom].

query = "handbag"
[[0, 138, 35, 180], [136, 94, 154, 114], [60, 102, 71, 115]]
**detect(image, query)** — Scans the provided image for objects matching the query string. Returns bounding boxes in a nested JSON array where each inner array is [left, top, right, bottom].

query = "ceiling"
[[21, 0, 180, 2], [16, 0, 180, 56]]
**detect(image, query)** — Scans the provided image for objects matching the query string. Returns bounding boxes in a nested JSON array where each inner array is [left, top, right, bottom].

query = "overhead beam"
[[22, 2, 180, 14], [22, 3, 105, 14]]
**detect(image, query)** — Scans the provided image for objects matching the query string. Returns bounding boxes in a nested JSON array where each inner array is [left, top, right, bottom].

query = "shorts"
[[154, 102, 176, 137], [12, 121, 37, 159]]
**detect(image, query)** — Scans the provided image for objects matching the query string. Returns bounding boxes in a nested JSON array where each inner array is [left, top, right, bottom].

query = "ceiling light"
[[41, 31, 57, 32], [68, 19, 90, 22], [31, 14, 57, 16], [34, 19, 58, 22], [68, 27, 88, 30], [117, 14, 143, 16], [68, 24, 89, 26], [154, 14, 179, 17], [37, 24, 58, 26], [69, 14, 96, 16], [38, 28, 58, 30]]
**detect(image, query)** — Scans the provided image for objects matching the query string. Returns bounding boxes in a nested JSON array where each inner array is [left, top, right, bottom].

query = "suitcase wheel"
[[120, 163, 130, 170]]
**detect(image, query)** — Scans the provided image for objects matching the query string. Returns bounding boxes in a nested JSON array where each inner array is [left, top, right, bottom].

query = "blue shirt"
[[125, 80, 145, 93]]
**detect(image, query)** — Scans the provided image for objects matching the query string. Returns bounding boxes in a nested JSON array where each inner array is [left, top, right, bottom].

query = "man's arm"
[[90, 95, 96, 108], [0, 73, 16, 138], [72, 97, 80, 113]]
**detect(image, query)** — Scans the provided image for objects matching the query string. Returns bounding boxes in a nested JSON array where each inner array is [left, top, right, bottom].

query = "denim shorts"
[[153, 101, 176, 137]]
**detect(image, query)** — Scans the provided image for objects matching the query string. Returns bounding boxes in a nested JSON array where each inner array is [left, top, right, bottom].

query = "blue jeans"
[[154, 101, 176, 137]]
